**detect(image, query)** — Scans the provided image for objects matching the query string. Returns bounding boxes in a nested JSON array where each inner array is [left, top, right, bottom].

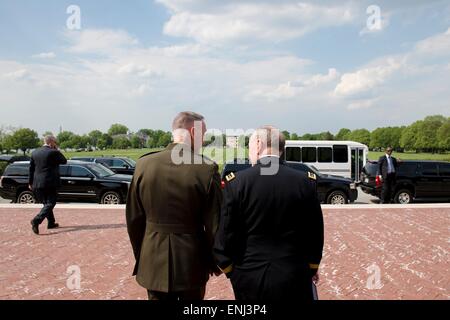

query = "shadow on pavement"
[[42, 223, 127, 235]]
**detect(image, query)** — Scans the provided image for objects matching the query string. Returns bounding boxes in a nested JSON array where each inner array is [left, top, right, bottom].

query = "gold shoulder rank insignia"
[[308, 172, 317, 180], [226, 172, 236, 182]]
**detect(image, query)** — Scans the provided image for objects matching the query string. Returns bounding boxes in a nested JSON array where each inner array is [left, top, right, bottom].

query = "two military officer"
[[126, 117, 324, 301]]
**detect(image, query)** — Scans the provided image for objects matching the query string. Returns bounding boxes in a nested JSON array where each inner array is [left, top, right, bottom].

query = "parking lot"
[[0, 203, 448, 300]]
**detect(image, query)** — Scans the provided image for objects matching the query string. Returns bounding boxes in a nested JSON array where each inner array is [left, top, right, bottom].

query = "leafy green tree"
[[414, 116, 445, 152], [130, 134, 146, 149], [97, 134, 113, 150], [437, 118, 450, 151], [400, 121, 422, 151], [2, 135, 15, 153], [335, 128, 351, 140], [157, 132, 172, 147], [88, 130, 103, 148], [282, 131, 290, 140], [108, 124, 129, 136], [348, 129, 371, 146], [318, 131, 334, 140], [57, 131, 76, 149], [11, 128, 40, 155], [112, 136, 131, 149], [290, 133, 299, 140]]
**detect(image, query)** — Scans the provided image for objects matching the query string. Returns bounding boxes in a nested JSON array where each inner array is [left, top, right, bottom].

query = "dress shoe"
[[47, 223, 60, 229], [31, 220, 39, 235]]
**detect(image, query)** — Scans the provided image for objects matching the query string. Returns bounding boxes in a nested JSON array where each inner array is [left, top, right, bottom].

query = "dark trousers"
[[33, 188, 57, 225], [147, 287, 205, 301], [381, 173, 396, 204]]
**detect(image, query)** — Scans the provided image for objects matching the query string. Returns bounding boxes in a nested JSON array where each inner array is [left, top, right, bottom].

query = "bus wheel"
[[327, 191, 348, 205]]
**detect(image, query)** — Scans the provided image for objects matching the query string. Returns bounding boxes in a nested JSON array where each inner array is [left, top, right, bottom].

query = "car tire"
[[100, 191, 122, 205], [17, 191, 36, 204], [394, 189, 413, 204], [327, 190, 348, 205]]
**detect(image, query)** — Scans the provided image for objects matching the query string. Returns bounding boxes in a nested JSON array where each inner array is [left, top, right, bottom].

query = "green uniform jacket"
[[126, 143, 222, 292]]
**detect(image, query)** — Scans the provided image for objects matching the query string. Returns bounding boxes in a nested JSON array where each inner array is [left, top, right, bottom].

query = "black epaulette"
[[139, 150, 162, 159]]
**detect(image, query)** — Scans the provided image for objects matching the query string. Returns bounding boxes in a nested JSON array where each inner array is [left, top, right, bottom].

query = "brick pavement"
[[0, 205, 448, 300]]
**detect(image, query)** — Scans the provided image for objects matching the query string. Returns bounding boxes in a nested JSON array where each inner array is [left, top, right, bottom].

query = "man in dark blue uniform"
[[214, 126, 324, 301], [29, 135, 67, 235], [377, 147, 399, 204]]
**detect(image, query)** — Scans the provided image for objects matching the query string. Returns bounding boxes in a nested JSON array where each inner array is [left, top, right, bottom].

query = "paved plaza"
[[0, 204, 448, 300]]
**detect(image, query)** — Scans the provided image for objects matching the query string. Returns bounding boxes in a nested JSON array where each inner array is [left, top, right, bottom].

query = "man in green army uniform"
[[126, 111, 222, 300]]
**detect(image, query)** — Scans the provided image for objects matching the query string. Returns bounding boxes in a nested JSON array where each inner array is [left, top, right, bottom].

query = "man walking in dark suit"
[[29, 135, 67, 235], [214, 126, 324, 301], [377, 147, 399, 204], [126, 112, 222, 300]]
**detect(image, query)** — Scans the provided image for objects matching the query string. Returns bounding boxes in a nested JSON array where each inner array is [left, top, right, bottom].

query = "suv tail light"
[[375, 175, 382, 187], [220, 180, 225, 189]]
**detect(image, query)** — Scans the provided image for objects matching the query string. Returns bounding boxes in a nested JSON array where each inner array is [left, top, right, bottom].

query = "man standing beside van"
[[377, 147, 399, 204]]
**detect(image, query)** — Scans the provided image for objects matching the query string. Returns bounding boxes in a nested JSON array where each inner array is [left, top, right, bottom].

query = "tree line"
[[0, 124, 172, 155], [0, 115, 449, 155]]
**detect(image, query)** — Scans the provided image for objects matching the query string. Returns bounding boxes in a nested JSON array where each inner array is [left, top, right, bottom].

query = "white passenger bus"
[[284, 140, 368, 182]]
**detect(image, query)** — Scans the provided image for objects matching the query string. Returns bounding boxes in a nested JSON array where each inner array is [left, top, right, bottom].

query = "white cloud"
[[32, 52, 56, 59], [415, 27, 450, 56], [347, 98, 378, 110], [334, 58, 403, 97], [117, 63, 160, 78], [247, 68, 339, 101], [160, 1, 357, 44], [64, 29, 139, 54], [3, 69, 32, 81]]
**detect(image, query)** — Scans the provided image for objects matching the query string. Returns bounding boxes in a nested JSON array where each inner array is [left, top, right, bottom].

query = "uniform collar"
[[256, 155, 284, 166]]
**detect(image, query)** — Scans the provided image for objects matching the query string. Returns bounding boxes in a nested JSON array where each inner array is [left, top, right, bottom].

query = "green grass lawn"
[[368, 151, 450, 162]]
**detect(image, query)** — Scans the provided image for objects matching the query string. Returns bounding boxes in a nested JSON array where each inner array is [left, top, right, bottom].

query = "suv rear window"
[[363, 162, 378, 176], [4, 165, 29, 176]]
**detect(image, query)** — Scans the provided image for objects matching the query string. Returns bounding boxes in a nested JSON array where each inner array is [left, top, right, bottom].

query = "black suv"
[[221, 160, 358, 204], [360, 160, 450, 204], [0, 160, 131, 204], [70, 156, 136, 175]]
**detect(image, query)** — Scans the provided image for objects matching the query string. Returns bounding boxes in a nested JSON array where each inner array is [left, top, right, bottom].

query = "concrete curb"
[[1, 203, 450, 210]]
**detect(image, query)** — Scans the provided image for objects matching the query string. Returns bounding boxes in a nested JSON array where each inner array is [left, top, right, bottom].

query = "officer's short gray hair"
[[253, 125, 286, 152], [44, 135, 57, 145], [172, 111, 205, 131]]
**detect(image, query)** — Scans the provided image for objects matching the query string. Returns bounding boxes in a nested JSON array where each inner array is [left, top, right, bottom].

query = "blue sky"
[[0, 0, 449, 136]]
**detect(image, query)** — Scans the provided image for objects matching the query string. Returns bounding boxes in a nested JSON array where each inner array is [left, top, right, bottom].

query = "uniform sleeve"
[[125, 174, 146, 268], [305, 182, 324, 276], [29, 155, 35, 186], [213, 179, 238, 277], [203, 164, 222, 272]]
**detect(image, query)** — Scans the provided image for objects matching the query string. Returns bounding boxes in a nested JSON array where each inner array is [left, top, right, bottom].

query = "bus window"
[[333, 145, 348, 163], [285, 147, 301, 162], [302, 147, 317, 163], [318, 147, 332, 163]]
